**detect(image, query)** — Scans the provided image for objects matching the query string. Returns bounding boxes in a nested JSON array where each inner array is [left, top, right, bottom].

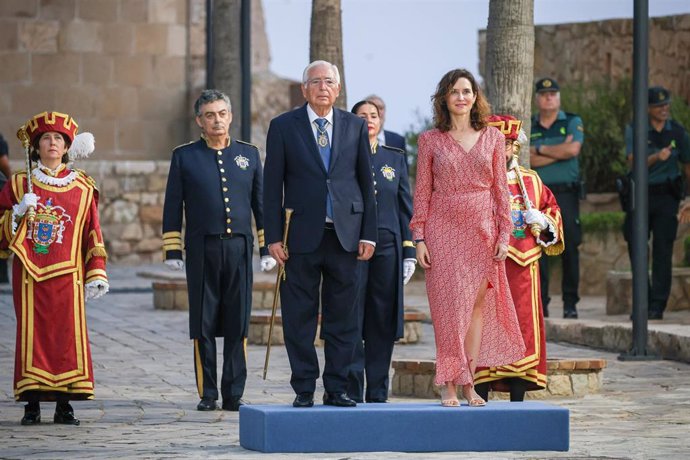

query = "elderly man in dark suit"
[[264, 60, 378, 408], [162, 89, 275, 412]]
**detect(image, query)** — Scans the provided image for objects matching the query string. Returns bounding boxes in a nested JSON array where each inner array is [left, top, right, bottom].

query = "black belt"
[[208, 233, 235, 240], [324, 222, 335, 230], [546, 182, 579, 193], [648, 182, 673, 195]]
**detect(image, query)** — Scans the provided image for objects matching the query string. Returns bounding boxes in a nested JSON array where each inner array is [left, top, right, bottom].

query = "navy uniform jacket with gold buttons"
[[370, 144, 415, 338], [162, 137, 268, 339]]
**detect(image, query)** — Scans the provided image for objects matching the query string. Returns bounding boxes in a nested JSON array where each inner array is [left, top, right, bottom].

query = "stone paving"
[[1, 265, 689, 459]]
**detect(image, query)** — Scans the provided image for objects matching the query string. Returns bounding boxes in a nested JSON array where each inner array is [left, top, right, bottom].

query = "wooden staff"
[[16, 127, 35, 224], [511, 160, 541, 237], [262, 208, 294, 380]]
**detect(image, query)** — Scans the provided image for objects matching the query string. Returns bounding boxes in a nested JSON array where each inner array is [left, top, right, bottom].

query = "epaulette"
[[519, 166, 540, 180], [172, 140, 196, 152], [75, 169, 98, 190], [236, 139, 259, 150], [380, 144, 405, 154]]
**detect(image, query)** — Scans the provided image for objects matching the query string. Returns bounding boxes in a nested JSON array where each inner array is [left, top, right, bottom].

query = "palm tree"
[[484, 0, 535, 166], [310, 0, 347, 109]]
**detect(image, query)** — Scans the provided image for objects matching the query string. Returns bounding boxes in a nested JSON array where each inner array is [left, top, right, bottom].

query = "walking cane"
[[262, 208, 294, 380], [16, 127, 36, 225], [511, 159, 541, 238]]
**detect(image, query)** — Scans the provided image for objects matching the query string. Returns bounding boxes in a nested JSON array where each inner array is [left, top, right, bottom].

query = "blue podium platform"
[[239, 402, 569, 453]]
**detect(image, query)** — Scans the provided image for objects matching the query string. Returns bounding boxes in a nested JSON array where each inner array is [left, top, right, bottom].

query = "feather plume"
[[68, 132, 95, 161]]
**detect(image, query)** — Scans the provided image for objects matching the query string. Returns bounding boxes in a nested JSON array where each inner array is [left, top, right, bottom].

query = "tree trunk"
[[485, 0, 534, 166], [212, 0, 243, 139], [310, 0, 346, 109]]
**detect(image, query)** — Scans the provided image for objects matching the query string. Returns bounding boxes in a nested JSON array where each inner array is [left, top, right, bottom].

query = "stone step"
[[248, 309, 427, 346], [391, 358, 606, 399], [239, 402, 569, 453], [606, 267, 690, 315]]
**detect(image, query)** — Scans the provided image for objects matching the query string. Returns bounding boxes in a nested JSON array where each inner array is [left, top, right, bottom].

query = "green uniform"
[[531, 110, 584, 185]]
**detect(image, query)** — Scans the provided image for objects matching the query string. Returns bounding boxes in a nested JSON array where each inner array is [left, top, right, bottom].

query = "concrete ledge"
[[545, 318, 690, 363], [239, 402, 569, 453], [391, 358, 605, 399], [607, 268, 690, 314], [248, 309, 426, 346]]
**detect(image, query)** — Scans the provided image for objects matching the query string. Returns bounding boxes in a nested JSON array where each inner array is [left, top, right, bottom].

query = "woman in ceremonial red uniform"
[[0, 112, 108, 425], [410, 69, 525, 407], [474, 114, 564, 401]]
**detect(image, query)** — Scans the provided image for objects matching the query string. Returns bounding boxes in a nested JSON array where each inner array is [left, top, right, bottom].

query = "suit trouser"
[[348, 229, 398, 402], [280, 227, 359, 395], [623, 191, 680, 314], [193, 235, 247, 401], [539, 189, 581, 311]]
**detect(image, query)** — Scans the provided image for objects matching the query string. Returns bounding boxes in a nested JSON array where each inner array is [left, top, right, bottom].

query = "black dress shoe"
[[293, 392, 314, 408], [323, 392, 357, 407], [563, 309, 578, 319], [222, 397, 246, 411], [21, 405, 41, 426], [196, 397, 218, 411], [54, 403, 80, 426], [648, 310, 664, 320]]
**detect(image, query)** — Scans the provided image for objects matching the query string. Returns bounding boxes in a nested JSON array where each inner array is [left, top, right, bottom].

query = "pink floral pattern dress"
[[410, 127, 526, 386]]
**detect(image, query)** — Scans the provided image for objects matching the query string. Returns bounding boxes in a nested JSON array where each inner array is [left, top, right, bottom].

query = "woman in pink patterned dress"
[[410, 69, 525, 407]]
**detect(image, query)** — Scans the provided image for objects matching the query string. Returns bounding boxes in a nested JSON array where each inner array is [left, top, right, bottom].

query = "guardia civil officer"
[[530, 77, 584, 319], [623, 86, 690, 320], [162, 90, 276, 411]]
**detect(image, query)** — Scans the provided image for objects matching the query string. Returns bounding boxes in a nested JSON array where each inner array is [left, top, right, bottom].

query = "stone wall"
[[1, 0, 296, 161], [479, 14, 690, 103]]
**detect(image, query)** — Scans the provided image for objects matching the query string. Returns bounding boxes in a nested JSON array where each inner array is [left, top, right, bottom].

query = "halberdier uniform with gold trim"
[[0, 165, 107, 401], [474, 158, 563, 392]]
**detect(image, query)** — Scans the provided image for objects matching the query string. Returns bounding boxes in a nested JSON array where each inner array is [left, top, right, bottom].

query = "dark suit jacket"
[[264, 104, 377, 253], [384, 130, 406, 151]]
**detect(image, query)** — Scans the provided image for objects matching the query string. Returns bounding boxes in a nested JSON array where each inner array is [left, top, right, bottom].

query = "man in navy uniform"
[[530, 77, 584, 319], [264, 60, 377, 408], [624, 86, 690, 320], [162, 89, 276, 412]]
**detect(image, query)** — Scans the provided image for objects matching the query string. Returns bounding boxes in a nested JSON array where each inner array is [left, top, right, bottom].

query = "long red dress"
[[0, 166, 107, 401], [410, 127, 525, 386]]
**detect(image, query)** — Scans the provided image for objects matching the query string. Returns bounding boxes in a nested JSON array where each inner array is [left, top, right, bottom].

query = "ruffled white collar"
[[32, 161, 77, 187]]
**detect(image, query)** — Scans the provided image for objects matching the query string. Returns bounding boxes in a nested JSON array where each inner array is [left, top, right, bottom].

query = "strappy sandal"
[[462, 385, 486, 407], [440, 384, 460, 407]]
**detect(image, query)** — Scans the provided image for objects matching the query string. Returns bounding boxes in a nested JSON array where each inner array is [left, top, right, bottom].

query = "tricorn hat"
[[17, 111, 94, 161]]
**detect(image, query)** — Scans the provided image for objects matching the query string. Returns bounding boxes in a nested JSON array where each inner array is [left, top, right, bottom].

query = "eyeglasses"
[[307, 78, 338, 88]]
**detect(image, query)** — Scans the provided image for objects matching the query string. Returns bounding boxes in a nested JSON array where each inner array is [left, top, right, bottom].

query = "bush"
[[580, 211, 625, 236]]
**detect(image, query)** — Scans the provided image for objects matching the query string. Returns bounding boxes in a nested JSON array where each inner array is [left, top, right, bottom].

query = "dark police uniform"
[[531, 108, 585, 317], [347, 144, 415, 403], [623, 87, 690, 318], [162, 136, 268, 404]]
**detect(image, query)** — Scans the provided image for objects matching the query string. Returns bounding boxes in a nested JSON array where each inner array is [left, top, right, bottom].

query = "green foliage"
[[558, 79, 632, 193], [403, 111, 432, 179], [580, 211, 625, 235]]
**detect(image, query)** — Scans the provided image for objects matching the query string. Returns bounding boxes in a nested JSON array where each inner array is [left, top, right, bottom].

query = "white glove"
[[260, 255, 277, 272], [403, 259, 416, 285], [165, 259, 184, 271], [524, 209, 548, 231], [85, 280, 109, 301], [16, 193, 38, 217]]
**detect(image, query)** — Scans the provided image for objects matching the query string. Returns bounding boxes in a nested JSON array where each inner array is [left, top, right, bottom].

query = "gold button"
[[217, 151, 222, 155], [223, 187, 228, 192], [226, 218, 231, 223], [224, 197, 229, 203], [222, 177, 227, 182], [226, 207, 230, 212], [218, 159, 223, 164], [220, 168, 225, 173], [226, 228, 232, 234]]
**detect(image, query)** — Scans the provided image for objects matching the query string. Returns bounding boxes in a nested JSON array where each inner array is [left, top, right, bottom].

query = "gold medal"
[[318, 133, 328, 147]]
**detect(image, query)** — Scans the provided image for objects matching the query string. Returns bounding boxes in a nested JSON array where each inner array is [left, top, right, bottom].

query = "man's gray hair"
[[366, 94, 385, 109], [302, 60, 341, 86], [194, 89, 232, 117]]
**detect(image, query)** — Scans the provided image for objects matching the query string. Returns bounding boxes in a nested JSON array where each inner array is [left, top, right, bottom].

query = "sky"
[[262, 0, 690, 135]]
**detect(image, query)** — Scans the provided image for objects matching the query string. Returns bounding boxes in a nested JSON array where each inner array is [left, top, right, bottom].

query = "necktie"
[[315, 118, 333, 219]]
